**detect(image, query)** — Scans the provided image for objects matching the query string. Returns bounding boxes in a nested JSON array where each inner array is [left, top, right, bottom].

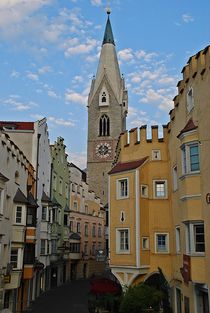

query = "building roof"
[[0, 172, 9, 182], [27, 192, 38, 208], [102, 14, 115, 46], [108, 157, 148, 175], [41, 191, 51, 203], [177, 118, 198, 138], [13, 188, 28, 204], [0, 121, 34, 131]]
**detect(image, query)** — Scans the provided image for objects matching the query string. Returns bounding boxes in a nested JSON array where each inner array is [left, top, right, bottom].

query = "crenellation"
[[188, 54, 197, 78], [182, 64, 190, 83], [177, 79, 185, 94], [129, 127, 138, 145], [151, 125, 158, 142], [140, 125, 147, 142]]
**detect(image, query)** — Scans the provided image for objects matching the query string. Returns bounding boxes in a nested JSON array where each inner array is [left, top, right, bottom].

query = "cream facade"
[[69, 163, 106, 279]]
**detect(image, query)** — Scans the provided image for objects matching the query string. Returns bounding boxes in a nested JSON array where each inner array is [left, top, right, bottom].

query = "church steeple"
[[102, 12, 115, 46]]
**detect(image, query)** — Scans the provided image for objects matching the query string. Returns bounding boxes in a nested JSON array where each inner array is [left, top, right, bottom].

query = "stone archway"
[[144, 269, 172, 313]]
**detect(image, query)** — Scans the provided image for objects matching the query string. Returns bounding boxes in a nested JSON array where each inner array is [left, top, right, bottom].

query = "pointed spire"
[[102, 11, 115, 46]]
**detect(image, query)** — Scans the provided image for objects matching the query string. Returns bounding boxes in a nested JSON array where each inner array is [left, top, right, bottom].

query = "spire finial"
[[106, 0, 111, 15]]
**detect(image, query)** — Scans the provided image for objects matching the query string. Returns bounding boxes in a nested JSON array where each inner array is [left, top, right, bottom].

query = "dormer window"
[[102, 92, 107, 103], [99, 87, 109, 106]]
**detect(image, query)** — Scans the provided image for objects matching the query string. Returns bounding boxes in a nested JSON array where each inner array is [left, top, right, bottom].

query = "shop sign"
[[180, 254, 191, 284]]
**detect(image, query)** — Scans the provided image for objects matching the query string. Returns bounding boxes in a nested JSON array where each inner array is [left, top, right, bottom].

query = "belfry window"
[[99, 114, 110, 136], [101, 92, 107, 103]]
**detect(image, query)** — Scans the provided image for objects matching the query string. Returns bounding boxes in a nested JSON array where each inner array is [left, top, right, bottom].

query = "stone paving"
[[27, 279, 90, 313]]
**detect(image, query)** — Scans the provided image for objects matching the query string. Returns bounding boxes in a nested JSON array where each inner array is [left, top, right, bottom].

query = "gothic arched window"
[[99, 114, 110, 136]]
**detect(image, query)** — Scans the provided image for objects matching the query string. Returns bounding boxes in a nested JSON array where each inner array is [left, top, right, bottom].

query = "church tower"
[[87, 11, 128, 205]]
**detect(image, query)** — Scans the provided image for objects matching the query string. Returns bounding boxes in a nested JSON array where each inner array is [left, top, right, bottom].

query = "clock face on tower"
[[95, 142, 112, 159]]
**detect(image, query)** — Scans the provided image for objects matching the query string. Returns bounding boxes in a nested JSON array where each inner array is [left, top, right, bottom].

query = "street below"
[[27, 279, 90, 313]]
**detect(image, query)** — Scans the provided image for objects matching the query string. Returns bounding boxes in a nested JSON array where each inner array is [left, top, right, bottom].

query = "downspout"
[[135, 169, 140, 268]]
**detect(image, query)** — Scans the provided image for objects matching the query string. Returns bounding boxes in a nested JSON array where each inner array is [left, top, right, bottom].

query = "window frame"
[[155, 233, 169, 254], [140, 185, 148, 198], [153, 180, 168, 199], [175, 226, 181, 254], [116, 228, 130, 254], [142, 237, 149, 250], [116, 178, 129, 200], [185, 222, 205, 255], [0, 188, 4, 215], [15, 206, 23, 224], [186, 87, 194, 112], [172, 165, 178, 191], [181, 142, 200, 175]]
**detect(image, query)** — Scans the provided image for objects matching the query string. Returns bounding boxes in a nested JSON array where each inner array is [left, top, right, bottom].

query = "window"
[[10, 248, 18, 268], [141, 185, 148, 198], [181, 143, 200, 174], [155, 233, 169, 253], [70, 243, 80, 253], [153, 180, 167, 198], [0, 188, 4, 214], [15, 171, 20, 185], [70, 221, 73, 232], [116, 229, 130, 253], [73, 201, 78, 211], [15, 206, 22, 224], [99, 88, 109, 106], [98, 226, 102, 237], [101, 92, 107, 103], [40, 239, 46, 255], [27, 207, 36, 226], [175, 226, 181, 253], [187, 87, 194, 112], [92, 225, 96, 237], [53, 174, 57, 190], [84, 243, 88, 255], [51, 240, 57, 254], [77, 186, 80, 194], [173, 165, 178, 191], [85, 224, 88, 237], [117, 178, 129, 199], [152, 150, 161, 160], [92, 243, 96, 256], [185, 222, 205, 254], [77, 222, 80, 233], [72, 184, 75, 192], [59, 178, 63, 195], [64, 214, 68, 226], [42, 206, 47, 221], [85, 205, 88, 214], [142, 237, 149, 250], [65, 183, 68, 198], [99, 114, 110, 136]]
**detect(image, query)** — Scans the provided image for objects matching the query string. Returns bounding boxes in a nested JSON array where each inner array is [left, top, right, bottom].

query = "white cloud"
[[182, 14, 194, 23], [64, 38, 98, 57], [65, 90, 88, 106], [118, 48, 134, 62], [135, 50, 158, 62], [48, 116, 75, 127], [10, 70, 20, 78], [90, 0, 102, 7], [3, 96, 38, 111], [27, 72, 39, 81], [69, 151, 87, 169], [47, 90, 59, 99], [38, 66, 52, 74]]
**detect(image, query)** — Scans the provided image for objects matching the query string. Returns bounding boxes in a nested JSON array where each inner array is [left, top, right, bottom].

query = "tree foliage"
[[119, 283, 164, 313]]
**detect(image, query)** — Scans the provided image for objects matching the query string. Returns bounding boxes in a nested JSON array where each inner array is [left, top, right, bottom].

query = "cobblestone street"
[[27, 280, 90, 313]]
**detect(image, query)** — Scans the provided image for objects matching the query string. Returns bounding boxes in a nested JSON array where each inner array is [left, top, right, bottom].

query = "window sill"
[[155, 251, 169, 254], [187, 252, 205, 257], [116, 251, 130, 255], [117, 196, 129, 200], [180, 171, 200, 180]]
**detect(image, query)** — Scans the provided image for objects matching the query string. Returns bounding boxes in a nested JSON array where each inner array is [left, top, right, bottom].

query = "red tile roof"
[[177, 118, 197, 138], [108, 157, 148, 175], [0, 121, 34, 131]]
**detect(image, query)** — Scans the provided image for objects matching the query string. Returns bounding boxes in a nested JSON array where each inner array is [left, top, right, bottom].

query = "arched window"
[[99, 115, 110, 136]]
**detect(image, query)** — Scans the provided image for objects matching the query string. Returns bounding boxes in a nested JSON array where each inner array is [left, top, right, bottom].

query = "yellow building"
[[168, 45, 210, 313], [109, 126, 173, 289], [109, 45, 210, 313]]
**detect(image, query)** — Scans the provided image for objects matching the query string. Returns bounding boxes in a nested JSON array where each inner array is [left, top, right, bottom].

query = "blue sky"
[[0, 0, 210, 168]]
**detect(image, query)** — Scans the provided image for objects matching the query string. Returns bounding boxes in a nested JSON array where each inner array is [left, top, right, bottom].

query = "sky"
[[0, 0, 210, 169]]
